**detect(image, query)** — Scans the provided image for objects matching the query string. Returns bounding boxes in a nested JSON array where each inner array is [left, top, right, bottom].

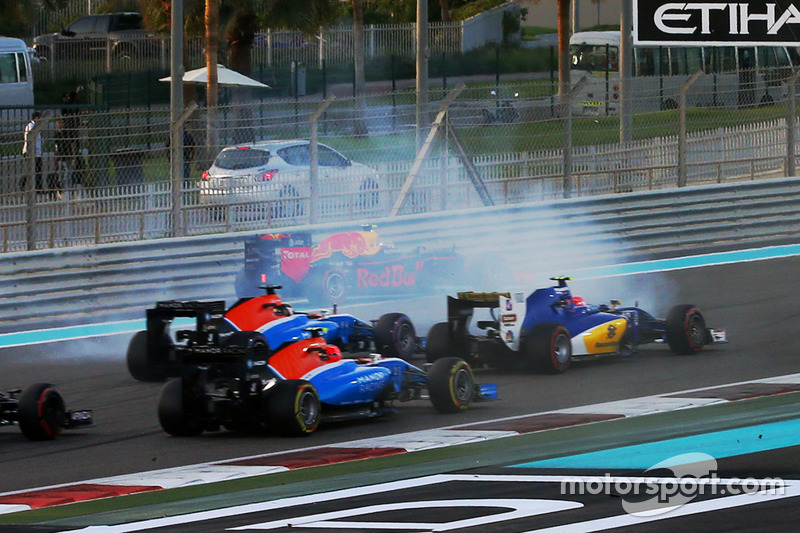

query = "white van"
[[0, 36, 35, 107]]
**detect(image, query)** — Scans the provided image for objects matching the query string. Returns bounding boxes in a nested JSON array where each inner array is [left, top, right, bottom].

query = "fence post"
[[25, 116, 52, 251], [678, 69, 703, 187], [788, 69, 799, 177], [309, 95, 336, 224], [170, 101, 198, 237]]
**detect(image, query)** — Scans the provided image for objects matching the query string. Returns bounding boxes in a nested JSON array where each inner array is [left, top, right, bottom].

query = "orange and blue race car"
[[126, 286, 420, 382], [233, 226, 468, 305], [425, 276, 727, 373], [156, 326, 497, 437]]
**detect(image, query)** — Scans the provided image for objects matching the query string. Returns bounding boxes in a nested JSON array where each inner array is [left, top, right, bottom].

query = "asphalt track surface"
[[1, 255, 800, 529]]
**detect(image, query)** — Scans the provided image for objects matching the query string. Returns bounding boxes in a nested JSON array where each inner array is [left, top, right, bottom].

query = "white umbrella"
[[159, 65, 270, 88]]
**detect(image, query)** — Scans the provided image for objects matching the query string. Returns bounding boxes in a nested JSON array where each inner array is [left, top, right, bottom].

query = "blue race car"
[[425, 276, 727, 373], [127, 286, 418, 382], [157, 328, 498, 436]]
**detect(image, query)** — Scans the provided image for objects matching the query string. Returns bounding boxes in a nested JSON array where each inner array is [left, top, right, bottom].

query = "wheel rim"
[[397, 323, 414, 356], [324, 272, 346, 300], [39, 389, 66, 436], [453, 367, 473, 403], [553, 332, 571, 365], [688, 315, 705, 347], [298, 389, 319, 427]]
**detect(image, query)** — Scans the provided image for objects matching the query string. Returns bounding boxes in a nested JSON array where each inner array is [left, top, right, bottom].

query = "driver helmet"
[[572, 296, 587, 307]]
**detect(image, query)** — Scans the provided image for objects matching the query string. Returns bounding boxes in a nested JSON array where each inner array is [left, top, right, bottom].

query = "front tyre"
[[267, 380, 321, 436], [428, 357, 475, 413], [18, 383, 66, 441], [521, 323, 572, 374], [374, 313, 416, 360], [665, 304, 707, 355], [158, 378, 204, 436]]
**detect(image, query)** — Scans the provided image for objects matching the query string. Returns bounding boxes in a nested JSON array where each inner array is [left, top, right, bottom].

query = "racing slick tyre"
[[127, 330, 175, 383], [17, 383, 66, 441], [267, 380, 321, 436], [521, 323, 572, 374], [428, 357, 475, 413], [425, 322, 452, 363], [158, 378, 204, 436], [665, 304, 707, 355], [374, 313, 416, 360]]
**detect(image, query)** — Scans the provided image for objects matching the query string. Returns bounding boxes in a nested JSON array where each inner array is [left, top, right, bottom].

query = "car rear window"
[[215, 147, 271, 170]]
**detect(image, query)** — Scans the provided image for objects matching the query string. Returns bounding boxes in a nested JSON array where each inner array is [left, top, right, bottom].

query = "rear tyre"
[[234, 268, 259, 298], [158, 378, 204, 436], [18, 383, 66, 441], [428, 357, 474, 413], [267, 380, 321, 436], [521, 323, 572, 374], [374, 313, 416, 360], [127, 330, 174, 382], [665, 304, 707, 355], [425, 322, 452, 363]]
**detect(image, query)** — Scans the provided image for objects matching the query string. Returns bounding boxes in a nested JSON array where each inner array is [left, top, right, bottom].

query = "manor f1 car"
[[0, 383, 93, 441], [127, 286, 418, 382], [233, 226, 468, 305], [425, 277, 727, 373], [158, 328, 497, 437]]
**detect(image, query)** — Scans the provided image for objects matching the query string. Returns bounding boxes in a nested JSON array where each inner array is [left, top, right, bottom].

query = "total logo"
[[356, 263, 422, 288], [282, 249, 311, 260]]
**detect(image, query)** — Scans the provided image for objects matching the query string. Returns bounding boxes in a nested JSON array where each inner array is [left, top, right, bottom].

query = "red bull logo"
[[311, 231, 383, 263], [357, 262, 422, 288]]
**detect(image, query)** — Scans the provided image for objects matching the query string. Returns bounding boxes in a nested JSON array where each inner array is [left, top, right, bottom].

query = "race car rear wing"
[[146, 300, 227, 360], [446, 292, 510, 332]]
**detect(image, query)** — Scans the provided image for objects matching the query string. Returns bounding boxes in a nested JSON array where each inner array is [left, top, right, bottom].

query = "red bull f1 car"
[[0, 384, 93, 441], [158, 327, 497, 437], [233, 226, 467, 305], [425, 277, 727, 373], [127, 286, 419, 382]]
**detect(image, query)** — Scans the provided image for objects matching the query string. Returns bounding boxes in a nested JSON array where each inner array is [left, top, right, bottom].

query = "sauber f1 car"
[[127, 286, 418, 382], [234, 226, 468, 305], [157, 326, 498, 437], [425, 277, 727, 373], [0, 384, 93, 441]]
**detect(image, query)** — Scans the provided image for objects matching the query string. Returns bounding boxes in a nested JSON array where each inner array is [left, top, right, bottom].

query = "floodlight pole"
[[170, 0, 185, 236]]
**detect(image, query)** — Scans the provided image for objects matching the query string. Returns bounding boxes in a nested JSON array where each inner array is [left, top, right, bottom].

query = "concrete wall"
[[462, 2, 522, 52]]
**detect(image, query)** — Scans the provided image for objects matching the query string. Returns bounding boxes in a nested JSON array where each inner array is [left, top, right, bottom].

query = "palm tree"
[[0, 0, 68, 38]]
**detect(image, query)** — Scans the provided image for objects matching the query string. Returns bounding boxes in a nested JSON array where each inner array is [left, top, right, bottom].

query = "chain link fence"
[[1, 71, 797, 253]]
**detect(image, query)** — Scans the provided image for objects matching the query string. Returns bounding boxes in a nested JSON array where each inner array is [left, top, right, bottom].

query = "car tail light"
[[259, 169, 279, 181], [201, 170, 210, 181]]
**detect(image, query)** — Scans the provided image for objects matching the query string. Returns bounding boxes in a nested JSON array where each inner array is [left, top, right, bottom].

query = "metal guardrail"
[[3, 177, 800, 334]]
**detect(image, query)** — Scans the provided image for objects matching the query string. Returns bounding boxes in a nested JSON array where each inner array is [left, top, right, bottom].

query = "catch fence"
[[1, 73, 797, 253]]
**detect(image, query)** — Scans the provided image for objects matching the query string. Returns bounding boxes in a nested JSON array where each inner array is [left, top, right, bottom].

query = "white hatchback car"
[[199, 139, 382, 219]]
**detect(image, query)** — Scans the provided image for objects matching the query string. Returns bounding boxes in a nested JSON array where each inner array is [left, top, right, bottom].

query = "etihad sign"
[[635, 1, 800, 44]]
